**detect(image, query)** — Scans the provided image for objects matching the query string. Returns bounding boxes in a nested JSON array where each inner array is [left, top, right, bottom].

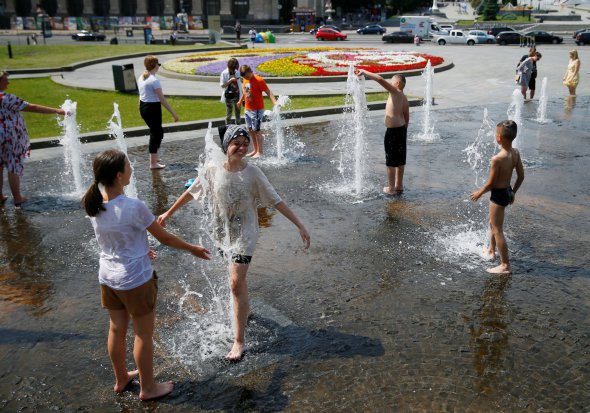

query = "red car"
[[315, 28, 347, 41]]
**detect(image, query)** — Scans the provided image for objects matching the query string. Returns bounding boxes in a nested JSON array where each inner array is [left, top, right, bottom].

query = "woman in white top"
[[82, 149, 210, 401], [219, 58, 243, 125], [137, 55, 178, 169], [157, 125, 310, 361]]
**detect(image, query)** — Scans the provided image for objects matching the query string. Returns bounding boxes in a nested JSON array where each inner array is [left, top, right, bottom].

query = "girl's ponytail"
[[142, 55, 159, 80], [82, 181, 105, 217]]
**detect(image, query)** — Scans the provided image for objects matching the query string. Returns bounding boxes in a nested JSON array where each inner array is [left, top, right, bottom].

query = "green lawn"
[[9, 77, 389, 139], [0, 44, 219, 69]]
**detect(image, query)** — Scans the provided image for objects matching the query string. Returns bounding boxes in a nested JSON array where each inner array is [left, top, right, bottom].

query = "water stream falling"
[[58, 99, 85, 194], [260, 95, 304, 165], [507, 88, 524, 150], [332, 65, 369, 196], [413, 60, 440, 141], [107, 103, 138, 198], [535, 77, 550, 123]]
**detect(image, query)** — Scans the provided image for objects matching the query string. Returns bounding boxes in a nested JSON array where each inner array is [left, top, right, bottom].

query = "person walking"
[[220, 58, 242, 125], [0, 71, 66, 207], [137, 55, 179, 170], [563, 49, 580, 96], [234, 21, 241, 43]]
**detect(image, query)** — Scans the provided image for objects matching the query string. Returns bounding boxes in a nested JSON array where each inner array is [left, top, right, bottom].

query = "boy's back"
[[491, 148, 521, 189]]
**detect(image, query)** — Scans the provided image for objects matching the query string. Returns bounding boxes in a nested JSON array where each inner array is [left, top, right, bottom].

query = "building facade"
[[0, 0, 291, 28]]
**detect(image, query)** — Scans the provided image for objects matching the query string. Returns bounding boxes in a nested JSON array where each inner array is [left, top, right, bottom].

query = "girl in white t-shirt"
[[82, 149, 210, 401], [157, 125, 310, 361], [137, 55, 179, 169]]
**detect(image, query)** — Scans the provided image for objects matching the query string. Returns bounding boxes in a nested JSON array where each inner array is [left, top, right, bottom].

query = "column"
[[56, 0, 68, 14], [110, 0, 120, 14], [137, 0, 147, 14], [83, 0, 93, 14], [220, 0, 231, 15], [5, 0, 16, 14], [164, 0, 174, 14]]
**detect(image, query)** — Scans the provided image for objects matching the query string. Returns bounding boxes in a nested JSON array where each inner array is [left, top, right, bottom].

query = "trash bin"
[[112, 64, 137, 93], [126, 28, 133, 37], [143, 27, 152, 45]]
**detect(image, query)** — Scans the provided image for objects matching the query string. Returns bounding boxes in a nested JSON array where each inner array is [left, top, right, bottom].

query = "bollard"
[[7, 42, 13, 58], [27, 36, 30, 45]]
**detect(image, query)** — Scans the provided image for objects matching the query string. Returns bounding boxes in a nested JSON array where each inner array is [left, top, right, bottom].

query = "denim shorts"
[[245, 109, 265, 132]]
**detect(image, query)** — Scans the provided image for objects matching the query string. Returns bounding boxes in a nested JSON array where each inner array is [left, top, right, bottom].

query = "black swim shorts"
[[384, 126, 407, 167], [218, 249, 252, 264]]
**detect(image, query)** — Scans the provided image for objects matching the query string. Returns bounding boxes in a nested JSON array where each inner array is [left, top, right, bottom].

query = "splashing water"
[[161, 124, 239, 370], [108, 103, 138, 198], [463, 108, 497, 186], [58, 100, 85, 194], [507, 88, 524, 149], [413, 60, 440, 142], [332, 65, 369, 197], [260, 95, 305, 165], [535, 77, 550, 124]]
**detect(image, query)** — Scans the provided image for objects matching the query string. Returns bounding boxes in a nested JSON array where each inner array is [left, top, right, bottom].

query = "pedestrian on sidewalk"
[[235, 21, 241, 43]]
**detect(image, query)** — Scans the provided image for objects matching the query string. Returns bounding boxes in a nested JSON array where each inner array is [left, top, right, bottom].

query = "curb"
[[159, 61, 455, 84], [30, 98, 423, 150], [7, 45, 248, 75]]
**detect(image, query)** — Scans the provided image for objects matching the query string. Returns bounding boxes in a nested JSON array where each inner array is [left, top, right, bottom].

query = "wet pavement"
[[0, 96, 589, 411]]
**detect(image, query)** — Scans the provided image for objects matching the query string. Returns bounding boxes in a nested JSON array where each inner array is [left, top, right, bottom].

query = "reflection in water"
[[0, 210, 53, 316], [469, 274, 511, 394], [150, 169, 170, 215], [563, 96, 576, 119], [257, 207, 275, 228]]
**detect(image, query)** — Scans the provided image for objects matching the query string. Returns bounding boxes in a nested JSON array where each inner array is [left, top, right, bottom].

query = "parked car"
[[434, 29, 471, 45], [572, 28, 590, 39], [357, 24, 386, 35], [467, 30, 496, 44], [71, 30, 106, 41], [575, 31, 590, 45], [310, 25, 340, 35], [315, 28, 347, 41], [523, 30, 563, 44], [496, 31, 523, 45], [382, 31, 413, 43], [487, 26, 516, 37]]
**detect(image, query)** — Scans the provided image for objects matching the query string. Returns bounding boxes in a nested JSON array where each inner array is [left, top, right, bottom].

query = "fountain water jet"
[[535, 77, 550, 124], [260, 95, 305, 165], [108, 103, 138, 198], [58, 99, 85, 194], [332, 65, 369, 196], [413, 60, 440, 142], [507, 88, 524, 149]]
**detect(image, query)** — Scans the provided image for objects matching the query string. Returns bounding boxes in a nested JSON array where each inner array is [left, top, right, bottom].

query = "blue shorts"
[[245, 109, 265, 132]]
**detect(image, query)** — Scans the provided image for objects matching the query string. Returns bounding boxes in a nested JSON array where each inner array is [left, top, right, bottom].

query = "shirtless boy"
[[355, 69, 409, 195], [470, 120, 525, 275]]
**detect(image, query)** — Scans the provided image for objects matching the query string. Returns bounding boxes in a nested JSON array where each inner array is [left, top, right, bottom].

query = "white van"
[[399, 16, 447, 38]]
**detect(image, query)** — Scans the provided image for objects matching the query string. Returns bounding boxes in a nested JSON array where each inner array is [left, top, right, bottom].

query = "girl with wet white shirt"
[[157, 125, 310, 361], [83, 149, 210, 401]]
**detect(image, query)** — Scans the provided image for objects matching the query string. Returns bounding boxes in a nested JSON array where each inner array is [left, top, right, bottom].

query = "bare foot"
[[0, 195, 7, 204], [481, 248, 496, 261], [14, 196, 29, 207], [150, 163, 166, 169], [225, 342, 245, 362], [394, 187, 404, 195], [139, 381, 174, 401], [251, 153, 262, 159], [486, 264, 512, 275], [114, 370, 139, 393], [246, 151, 256, 157], [383, 187, 396, 196]]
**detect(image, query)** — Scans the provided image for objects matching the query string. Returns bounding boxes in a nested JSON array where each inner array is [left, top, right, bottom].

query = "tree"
[[482, 0, 498, 20]]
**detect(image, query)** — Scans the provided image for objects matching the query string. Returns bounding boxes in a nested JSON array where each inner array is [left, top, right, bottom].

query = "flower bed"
[[163, 48, 445, 77]]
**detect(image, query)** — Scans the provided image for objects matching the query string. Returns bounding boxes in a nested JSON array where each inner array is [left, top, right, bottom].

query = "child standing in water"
[[470, 120, 525, 275], [158, 125, 310, 361], [82, 149, 210, 400]]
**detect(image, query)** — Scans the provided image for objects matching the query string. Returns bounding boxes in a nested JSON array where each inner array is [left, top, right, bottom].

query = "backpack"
[[224, 75, 239, 100]]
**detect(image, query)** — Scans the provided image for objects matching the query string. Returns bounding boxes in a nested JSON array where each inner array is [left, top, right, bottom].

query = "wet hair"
[[227, 58, 239, 73], [393, 74, 406, 87], [496, 120, 517, 142], [240, 64, 253, 78], [82, 149, 127, 217], [142, 55, 159, 80], [570, 49, 579, 60]]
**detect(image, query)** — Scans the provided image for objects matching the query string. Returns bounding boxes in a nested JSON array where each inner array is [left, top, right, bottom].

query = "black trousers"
[[139, 101, 163, 154]]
